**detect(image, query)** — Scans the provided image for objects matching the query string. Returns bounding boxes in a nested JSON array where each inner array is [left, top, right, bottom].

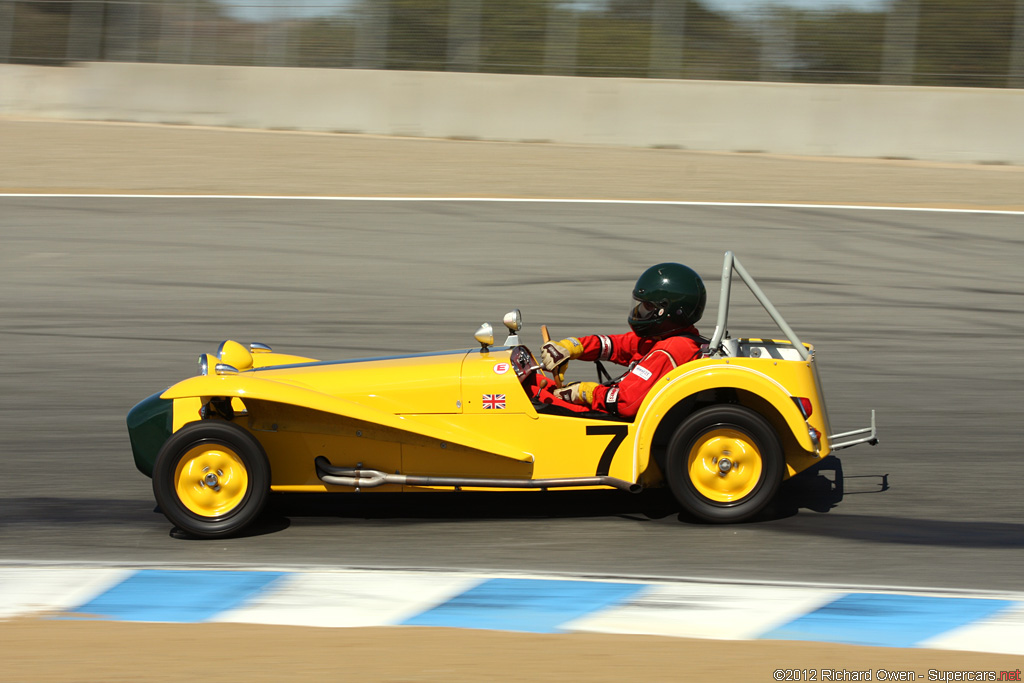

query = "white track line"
[[0, 194, 1023, 215]]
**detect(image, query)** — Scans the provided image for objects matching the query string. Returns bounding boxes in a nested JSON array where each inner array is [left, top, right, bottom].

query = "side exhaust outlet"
[[315, 457, 642, 494]]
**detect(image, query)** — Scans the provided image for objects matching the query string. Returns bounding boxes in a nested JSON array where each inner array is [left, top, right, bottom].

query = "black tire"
[[152, 420, 270, 538], [664, 404, 784, 523]]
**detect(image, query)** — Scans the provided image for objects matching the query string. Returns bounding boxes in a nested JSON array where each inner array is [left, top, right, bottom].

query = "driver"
[[540, 262, 707, 418]]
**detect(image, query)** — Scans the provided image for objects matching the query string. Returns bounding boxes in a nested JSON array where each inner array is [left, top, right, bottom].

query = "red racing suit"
[[575, 327, 704, 418]]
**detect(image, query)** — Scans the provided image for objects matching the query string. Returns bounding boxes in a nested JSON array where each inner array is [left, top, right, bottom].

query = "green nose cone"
[[126, 391, 174, 478]]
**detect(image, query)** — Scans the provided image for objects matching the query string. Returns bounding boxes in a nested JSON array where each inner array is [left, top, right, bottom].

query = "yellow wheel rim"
[[687, 428, 763, 504], [173, 444, 249, 518]]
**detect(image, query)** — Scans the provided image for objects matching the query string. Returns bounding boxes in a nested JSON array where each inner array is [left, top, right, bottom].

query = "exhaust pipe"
[[315, 457, 641, 494]]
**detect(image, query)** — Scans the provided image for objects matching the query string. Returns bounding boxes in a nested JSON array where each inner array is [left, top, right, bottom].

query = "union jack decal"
[[482, 394, 506, 410]]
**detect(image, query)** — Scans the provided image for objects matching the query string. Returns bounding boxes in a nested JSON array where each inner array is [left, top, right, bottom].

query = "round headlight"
[[198, 354, 209, 376]]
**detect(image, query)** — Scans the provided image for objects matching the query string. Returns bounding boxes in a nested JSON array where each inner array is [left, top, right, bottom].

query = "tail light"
[[793, 397, 813, 418]]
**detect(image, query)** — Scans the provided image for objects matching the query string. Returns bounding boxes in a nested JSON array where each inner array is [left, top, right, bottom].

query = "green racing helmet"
[[628, 262, 707, 338]]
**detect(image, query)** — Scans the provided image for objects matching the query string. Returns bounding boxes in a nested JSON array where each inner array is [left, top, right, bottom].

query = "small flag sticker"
[[482, 394, 506, 410]]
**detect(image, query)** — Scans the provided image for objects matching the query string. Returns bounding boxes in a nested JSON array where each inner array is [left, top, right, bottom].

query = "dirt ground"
[[3, 619, 1023, 682], [1, 117, 1022, 208], [2, 117, 1022, 680]]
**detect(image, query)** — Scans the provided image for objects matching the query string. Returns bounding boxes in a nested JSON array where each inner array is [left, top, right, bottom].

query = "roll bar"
[[707, 251, 810, 361]]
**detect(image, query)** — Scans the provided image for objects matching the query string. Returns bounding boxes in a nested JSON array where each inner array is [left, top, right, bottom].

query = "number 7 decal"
[[586, 425, 629, 476]]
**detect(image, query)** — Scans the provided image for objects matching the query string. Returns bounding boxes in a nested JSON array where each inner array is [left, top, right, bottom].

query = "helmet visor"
[[630, 297, 662, 322]]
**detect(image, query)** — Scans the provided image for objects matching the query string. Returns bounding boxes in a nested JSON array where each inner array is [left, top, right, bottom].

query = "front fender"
[[160, 374, 534, 464], [632, 363, 819, 474]]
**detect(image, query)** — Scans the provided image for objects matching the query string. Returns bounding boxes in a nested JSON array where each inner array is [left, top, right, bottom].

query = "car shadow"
[[760, 514, 1024, 548], [0, 497, 157, 528], [5, 481, 1024, 549], [263, 488, 678, 523], [761, 455, 875, 520], [169, 517, 292, 540]]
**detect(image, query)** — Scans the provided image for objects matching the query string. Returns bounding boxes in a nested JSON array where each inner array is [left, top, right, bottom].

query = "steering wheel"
[[539, 325, 568, 388], [540, 327, 617, 388]]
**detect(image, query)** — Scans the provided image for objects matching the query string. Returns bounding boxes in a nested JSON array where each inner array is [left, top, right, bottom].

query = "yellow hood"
[[252, 349, 470, 414]]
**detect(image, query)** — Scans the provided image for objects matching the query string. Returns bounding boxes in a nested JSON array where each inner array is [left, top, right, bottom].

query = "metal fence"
[[3, 0, 1023, 88]]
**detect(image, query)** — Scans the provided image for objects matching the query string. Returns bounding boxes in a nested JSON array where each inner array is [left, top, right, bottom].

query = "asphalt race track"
[[2, 197, 1022, 592]]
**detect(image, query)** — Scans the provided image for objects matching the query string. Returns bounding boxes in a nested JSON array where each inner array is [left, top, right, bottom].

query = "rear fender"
[[632, 364, 818, 476]]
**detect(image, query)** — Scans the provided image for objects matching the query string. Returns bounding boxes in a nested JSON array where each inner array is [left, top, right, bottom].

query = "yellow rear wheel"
[[686, 428, 764, 503], [666, 405, 783, 523]]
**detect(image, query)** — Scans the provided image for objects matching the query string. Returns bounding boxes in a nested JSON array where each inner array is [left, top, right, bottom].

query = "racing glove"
[[555, 381, 599, 406], [540, 337, 584, 371]]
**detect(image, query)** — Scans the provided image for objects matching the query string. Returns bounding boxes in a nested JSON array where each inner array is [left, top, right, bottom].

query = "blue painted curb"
[[2, 565, 1021, 656]]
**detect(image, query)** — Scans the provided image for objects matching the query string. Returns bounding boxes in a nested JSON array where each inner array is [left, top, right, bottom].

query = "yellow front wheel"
[[666, 405, 783, 523], [173, 445, 250, 518], [153, 421, 270, 538]]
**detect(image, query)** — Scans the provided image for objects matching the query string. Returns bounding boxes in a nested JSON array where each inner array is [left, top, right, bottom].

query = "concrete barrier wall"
[[2, 62, 1022, 164]]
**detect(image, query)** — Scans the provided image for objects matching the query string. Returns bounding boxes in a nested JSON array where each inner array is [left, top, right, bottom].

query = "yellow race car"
[[127, 252, 877, 538]]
